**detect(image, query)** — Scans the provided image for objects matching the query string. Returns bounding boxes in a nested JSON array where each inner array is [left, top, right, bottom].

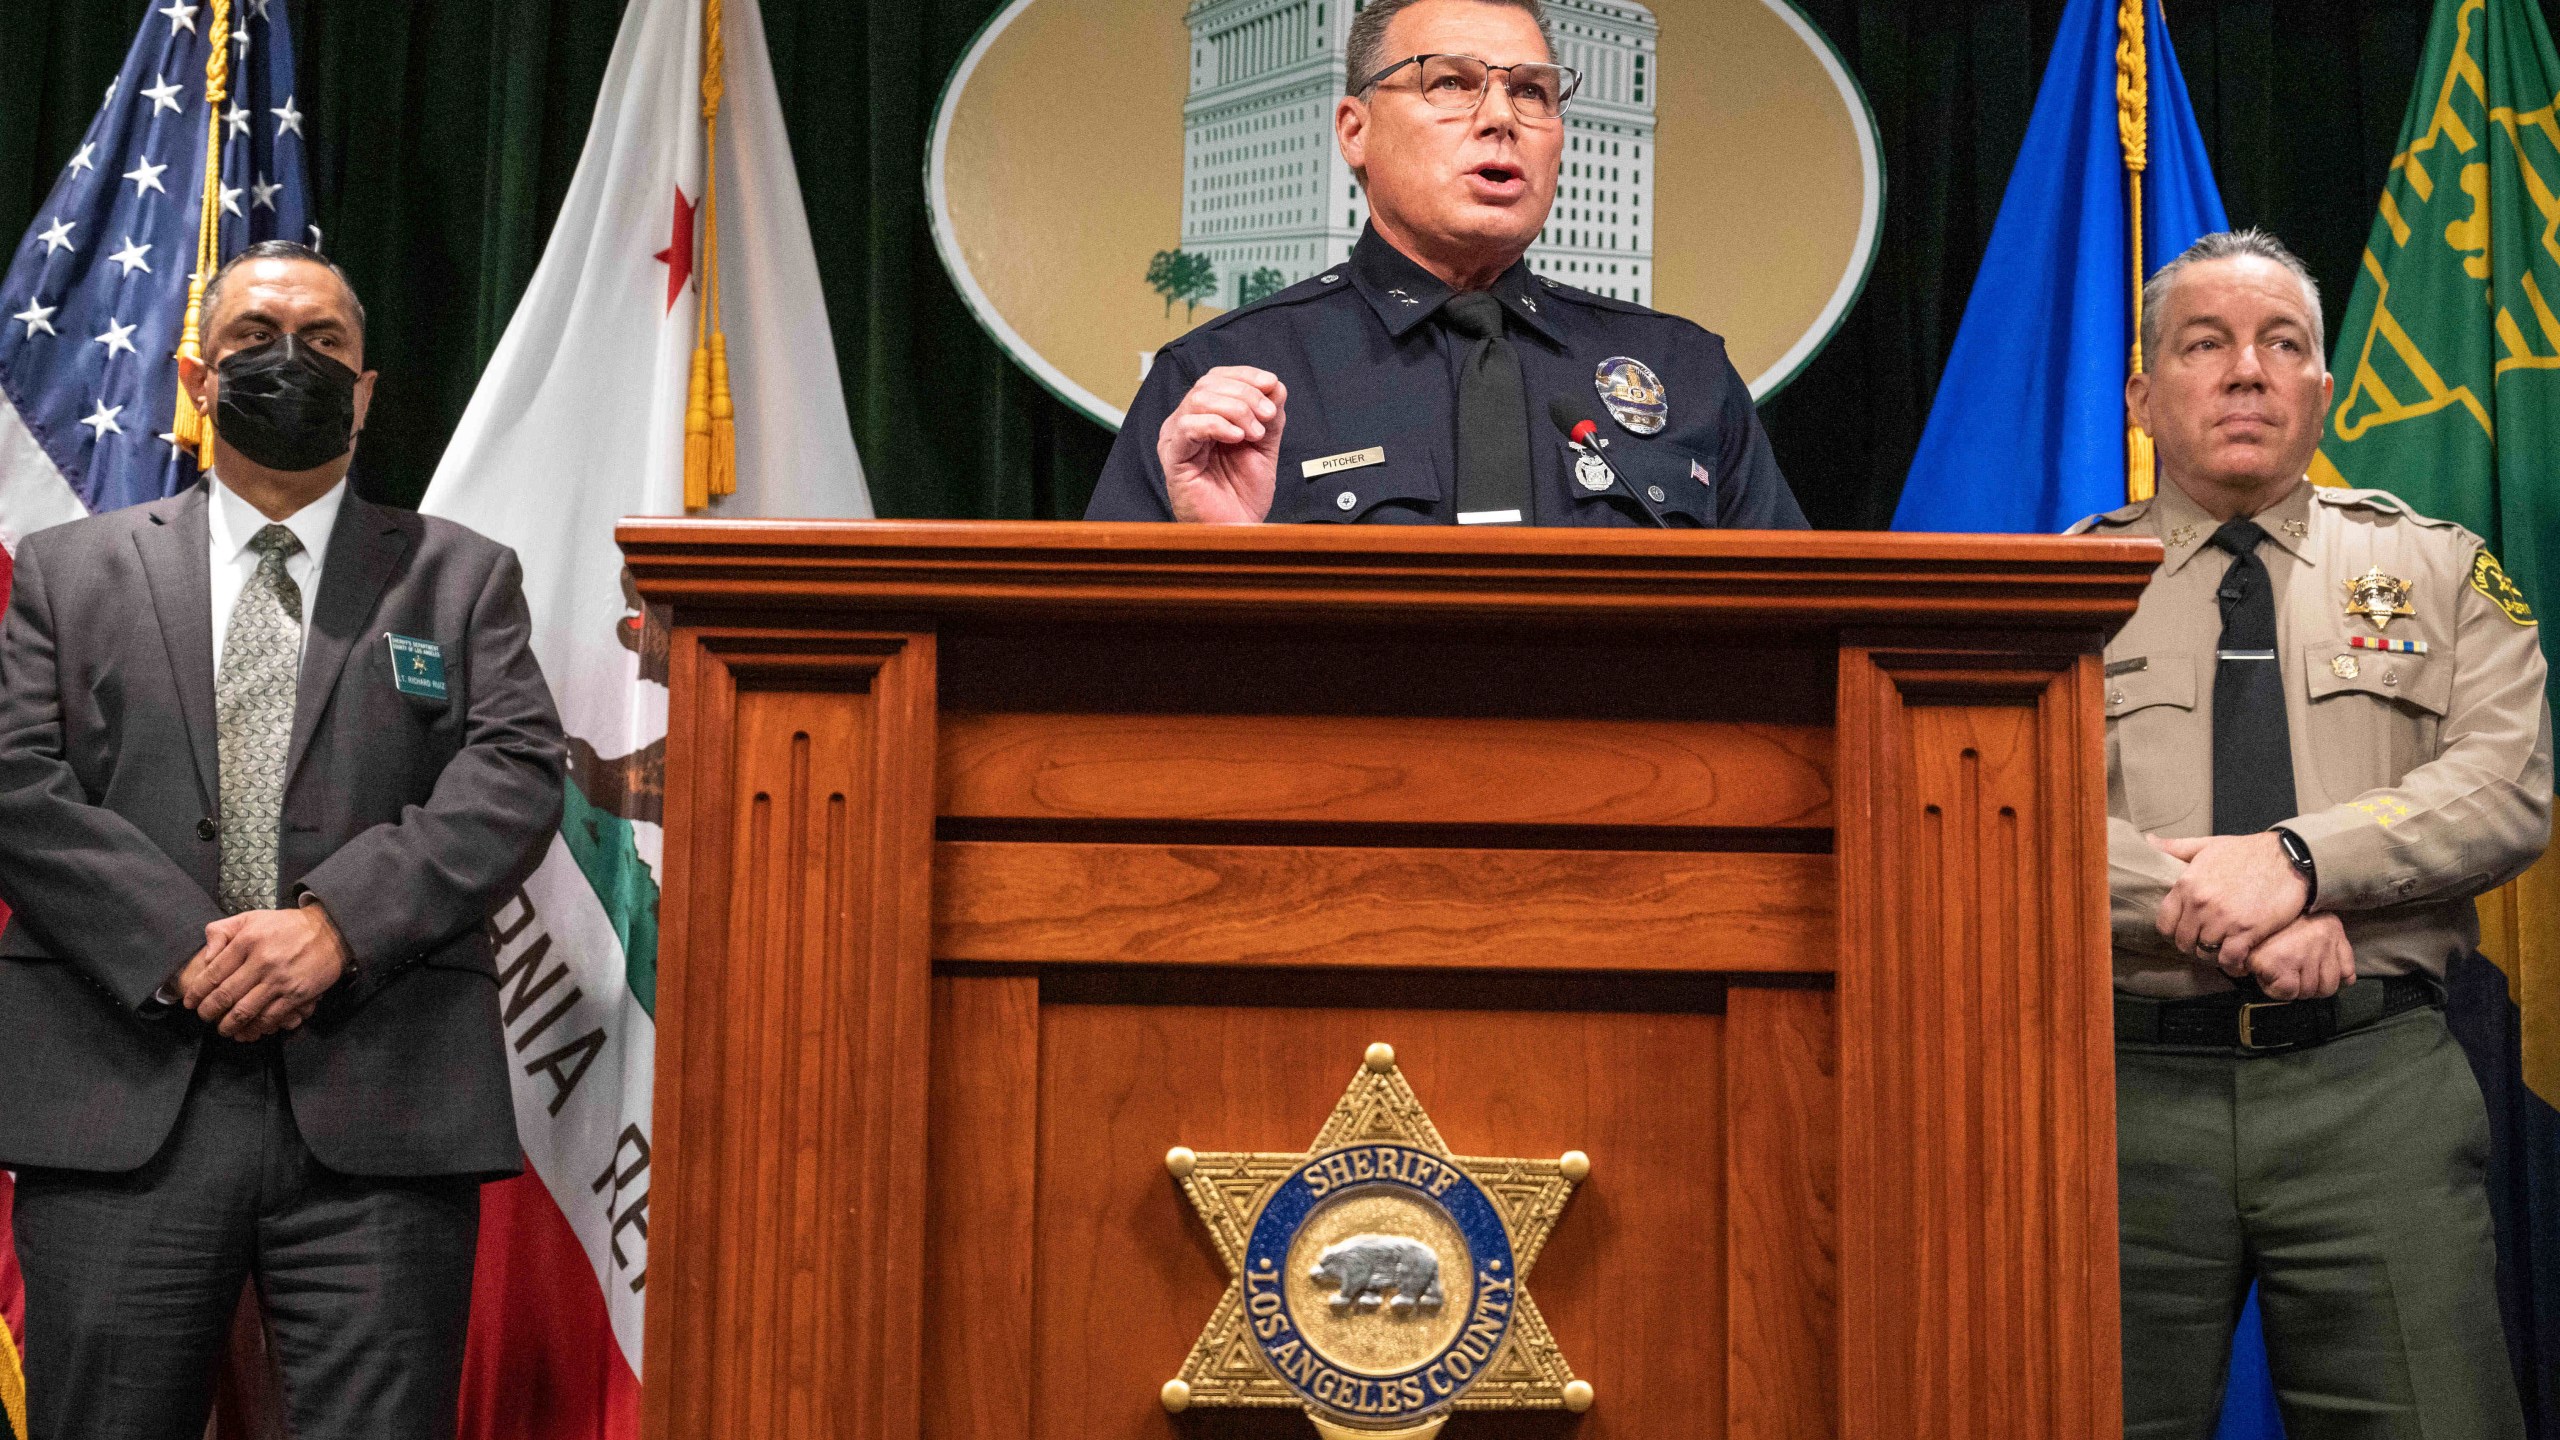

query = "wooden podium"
[[618, 521, 2159, 1440]]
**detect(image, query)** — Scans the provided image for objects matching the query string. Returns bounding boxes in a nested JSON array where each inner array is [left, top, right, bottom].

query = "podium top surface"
[[618, 518, 2162, 633]]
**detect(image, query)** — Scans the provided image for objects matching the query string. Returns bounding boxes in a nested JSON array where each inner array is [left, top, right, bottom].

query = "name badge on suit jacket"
[[386, 634, 447, 700]]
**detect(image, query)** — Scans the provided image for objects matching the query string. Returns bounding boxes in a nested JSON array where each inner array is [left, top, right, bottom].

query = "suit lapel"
[[135, 485, 218, 806], [286, 496, 411, 788]]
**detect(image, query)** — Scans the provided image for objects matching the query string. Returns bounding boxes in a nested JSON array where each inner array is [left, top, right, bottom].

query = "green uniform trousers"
[[2117, 1005, 2524, 1439]]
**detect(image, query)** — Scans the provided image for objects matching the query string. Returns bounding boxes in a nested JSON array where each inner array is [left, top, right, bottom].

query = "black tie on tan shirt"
[[1440, 292, 1533, 526], [2209, 517, 2298, 835]]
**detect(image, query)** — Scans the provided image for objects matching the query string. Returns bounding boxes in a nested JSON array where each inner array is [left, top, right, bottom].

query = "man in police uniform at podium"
[[1084, 0, 1806, 530], [2078, 230, 2542, 1436]]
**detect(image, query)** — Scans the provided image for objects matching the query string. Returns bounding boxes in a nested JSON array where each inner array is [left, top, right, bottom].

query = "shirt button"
[[1647, 485, 1667, 503], [197, 816, 220, 840], [2384, 670, 2400, 686], [1336, 490, 1357, 511], [2110, 690, 2126, 706]]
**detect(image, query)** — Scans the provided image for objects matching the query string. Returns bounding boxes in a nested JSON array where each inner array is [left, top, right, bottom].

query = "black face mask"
[[213, 333, 360, 473]]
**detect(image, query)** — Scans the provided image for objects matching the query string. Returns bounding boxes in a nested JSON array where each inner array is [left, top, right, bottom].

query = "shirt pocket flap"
[[1285, 448, 1443, 523], [2106, 657, 2195, 718], [2304, 642, 2452, 716], [1576, 438, 1719, 526]]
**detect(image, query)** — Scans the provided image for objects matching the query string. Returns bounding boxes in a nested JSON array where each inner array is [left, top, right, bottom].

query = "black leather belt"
[[2114, 975, 2439, 1053]]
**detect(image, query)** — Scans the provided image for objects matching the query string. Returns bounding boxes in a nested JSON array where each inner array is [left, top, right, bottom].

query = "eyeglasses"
[[1357, 54, 1582, 120]]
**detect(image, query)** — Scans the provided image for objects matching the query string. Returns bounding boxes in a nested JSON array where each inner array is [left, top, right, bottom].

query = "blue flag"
[[1887, 4, 2289, 1435], [1891, 0, 2227, 534], [0, 0, 312, 549]]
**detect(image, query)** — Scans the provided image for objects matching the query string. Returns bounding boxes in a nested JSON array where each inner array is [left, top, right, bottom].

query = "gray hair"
[[2141, 228, 2322, 370], [200, 239, 367, 342], [1346, 0, 1551, 96]]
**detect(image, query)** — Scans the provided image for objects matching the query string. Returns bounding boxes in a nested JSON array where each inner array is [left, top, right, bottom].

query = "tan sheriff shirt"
[[2073, 477, 2552, 998]]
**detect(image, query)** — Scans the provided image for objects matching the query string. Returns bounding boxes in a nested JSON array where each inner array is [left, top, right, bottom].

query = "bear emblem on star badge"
[[1158, 1044, 1593, 1439]]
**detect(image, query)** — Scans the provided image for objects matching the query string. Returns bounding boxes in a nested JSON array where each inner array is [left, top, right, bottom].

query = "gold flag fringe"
[[683, 0, 735, 510], [173, 0, 235, 471], [0, 1295, 25, 1440]]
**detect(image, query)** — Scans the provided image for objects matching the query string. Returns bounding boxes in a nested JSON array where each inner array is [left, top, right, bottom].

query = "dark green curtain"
[[4, 0, 2555, 529]]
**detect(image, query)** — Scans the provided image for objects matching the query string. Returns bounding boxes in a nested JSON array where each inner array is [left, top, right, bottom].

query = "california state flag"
[[420, 0, 869, 1430]]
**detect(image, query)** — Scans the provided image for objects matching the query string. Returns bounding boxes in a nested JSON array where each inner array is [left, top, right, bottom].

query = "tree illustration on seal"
[[1146, 248, 1219, 320]]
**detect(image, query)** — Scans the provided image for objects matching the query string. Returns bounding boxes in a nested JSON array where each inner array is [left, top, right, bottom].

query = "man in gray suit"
[[0, 240, 565, 1438]]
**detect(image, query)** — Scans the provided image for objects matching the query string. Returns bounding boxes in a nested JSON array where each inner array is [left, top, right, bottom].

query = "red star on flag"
[[653, 186, 695, 312]]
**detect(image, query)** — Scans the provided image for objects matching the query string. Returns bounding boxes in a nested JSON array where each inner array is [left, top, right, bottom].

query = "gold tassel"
[[708, 331, 736, 496], [2116, 0, 2154, 503], [2127, 406, 2157, 503], [683, 0, 733, 509], [171, 275, 211, 456], [175, 0, 233, 467], [683, 344, 712, 511]]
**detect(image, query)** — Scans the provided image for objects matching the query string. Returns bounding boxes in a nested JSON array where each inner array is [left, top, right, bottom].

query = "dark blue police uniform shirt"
[[1087, 226, 1807, 530]]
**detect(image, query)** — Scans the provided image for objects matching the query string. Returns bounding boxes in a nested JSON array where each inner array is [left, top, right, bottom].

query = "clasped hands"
[[173, 898, 349, 1041], [2148, 832, 2351, 1001]]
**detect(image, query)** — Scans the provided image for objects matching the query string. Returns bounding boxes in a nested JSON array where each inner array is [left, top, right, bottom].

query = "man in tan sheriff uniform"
[[2073, 229, 2547, 1438]]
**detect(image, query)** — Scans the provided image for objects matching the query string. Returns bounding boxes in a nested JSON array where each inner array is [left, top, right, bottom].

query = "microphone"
[[1549, 397, 1602, 448], [1550, 398, 1624, 493]]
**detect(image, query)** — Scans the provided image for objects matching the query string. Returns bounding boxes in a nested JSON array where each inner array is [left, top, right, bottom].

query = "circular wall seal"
[[928, 0, 1883, 429], [1241, 1143, 1519, 1429]]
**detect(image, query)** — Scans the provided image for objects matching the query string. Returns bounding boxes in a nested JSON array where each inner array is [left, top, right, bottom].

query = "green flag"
[[2316, 0, 2560, 1418], [2318, 0, 2560, 655]]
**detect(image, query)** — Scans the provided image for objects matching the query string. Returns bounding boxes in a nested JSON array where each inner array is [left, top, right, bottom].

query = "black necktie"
[[2209, 518, 2298, 834], [1441, 292, 1533, 526]]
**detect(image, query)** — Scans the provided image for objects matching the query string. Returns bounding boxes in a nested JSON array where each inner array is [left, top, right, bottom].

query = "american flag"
[[0, 0, 312, 552], [0, 10, 310, 1430]]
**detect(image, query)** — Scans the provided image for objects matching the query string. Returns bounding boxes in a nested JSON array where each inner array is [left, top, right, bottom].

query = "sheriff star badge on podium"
[[1160, 1043, 1592, 1440]]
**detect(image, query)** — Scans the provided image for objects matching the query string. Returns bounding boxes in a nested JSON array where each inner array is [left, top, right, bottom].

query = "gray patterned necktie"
[[217, 523, 304, 914]]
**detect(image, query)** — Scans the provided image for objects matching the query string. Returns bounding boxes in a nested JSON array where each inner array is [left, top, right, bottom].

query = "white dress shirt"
[[153, 476, 351, 1004], [207, 473, 345, 675]]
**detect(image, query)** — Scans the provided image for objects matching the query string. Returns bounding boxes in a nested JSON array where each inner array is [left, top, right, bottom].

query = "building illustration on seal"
[[1173, 0, 1659, 310]]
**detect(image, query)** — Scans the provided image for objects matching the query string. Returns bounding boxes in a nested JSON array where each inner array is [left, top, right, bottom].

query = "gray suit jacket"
[[0, 481, 565, 1176]]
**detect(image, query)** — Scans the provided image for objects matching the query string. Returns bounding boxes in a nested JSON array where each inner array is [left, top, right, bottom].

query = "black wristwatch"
[[2272, 826, 2318, 908]]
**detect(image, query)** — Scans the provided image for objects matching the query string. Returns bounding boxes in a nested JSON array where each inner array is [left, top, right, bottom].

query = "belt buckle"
[[2237, 1000, 2292, 1052]]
